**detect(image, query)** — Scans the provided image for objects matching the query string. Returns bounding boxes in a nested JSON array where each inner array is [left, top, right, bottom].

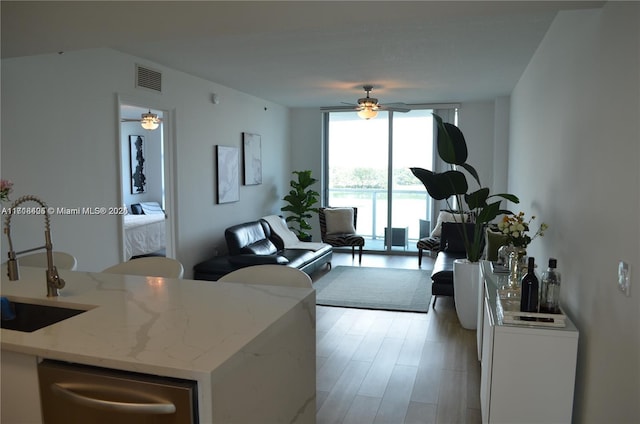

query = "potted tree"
[[281, 170, 320, 241], [411, 114, 519, 328]]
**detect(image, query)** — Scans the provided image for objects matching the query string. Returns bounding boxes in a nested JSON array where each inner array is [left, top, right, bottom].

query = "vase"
[[497, 244, 511, 264], [506, 246, 527, 289], [453, 259, 480, 330]]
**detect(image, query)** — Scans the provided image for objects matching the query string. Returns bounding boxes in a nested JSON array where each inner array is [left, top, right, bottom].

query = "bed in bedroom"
[[124, 202, 166, 259]]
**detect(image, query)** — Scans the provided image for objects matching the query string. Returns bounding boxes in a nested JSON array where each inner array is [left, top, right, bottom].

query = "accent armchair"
[[318, 207, 365, 264]]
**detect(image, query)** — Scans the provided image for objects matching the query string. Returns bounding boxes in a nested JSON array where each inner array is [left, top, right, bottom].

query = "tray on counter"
[[496, 291, 567, 328]]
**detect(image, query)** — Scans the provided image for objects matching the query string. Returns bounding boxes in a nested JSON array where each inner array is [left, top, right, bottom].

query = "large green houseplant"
[[281, 170, 320, 241], [411, 114, 519, 262]]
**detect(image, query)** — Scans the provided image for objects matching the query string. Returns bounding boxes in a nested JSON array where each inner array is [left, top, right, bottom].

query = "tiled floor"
[[312, 252, 481, 424]]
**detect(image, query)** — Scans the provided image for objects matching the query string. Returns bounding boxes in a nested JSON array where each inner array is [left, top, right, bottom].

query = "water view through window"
[[325, 110, 435, 252]]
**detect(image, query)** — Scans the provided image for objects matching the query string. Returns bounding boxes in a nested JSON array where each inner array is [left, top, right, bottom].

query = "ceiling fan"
[[121, 110, 162, 130], [321, 85, 410, 119]]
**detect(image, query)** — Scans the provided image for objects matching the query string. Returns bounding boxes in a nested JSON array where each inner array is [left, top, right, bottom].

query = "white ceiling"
[[1, 1, 603, 109]]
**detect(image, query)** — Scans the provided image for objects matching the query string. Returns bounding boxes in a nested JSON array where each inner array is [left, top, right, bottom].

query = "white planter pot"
[[453, 259, 481, 330]]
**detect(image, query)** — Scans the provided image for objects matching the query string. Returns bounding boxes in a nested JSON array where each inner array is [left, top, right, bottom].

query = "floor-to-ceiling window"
[[324, 109, 438, 253]]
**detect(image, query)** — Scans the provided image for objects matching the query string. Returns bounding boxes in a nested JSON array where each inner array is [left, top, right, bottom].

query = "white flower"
[[517, 223, 525, 232]]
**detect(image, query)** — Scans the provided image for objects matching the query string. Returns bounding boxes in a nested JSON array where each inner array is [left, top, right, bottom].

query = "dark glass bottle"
[[520, 257, 539, 314], [540, 258, 561, 314]]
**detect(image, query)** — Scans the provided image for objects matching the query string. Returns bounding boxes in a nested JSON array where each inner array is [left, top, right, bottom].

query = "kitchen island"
[[1, 266, 316, 423]]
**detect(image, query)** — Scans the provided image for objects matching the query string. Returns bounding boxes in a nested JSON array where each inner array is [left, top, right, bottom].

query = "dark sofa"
[[193, 218, 333, 281], [430, 222, 480, 306]]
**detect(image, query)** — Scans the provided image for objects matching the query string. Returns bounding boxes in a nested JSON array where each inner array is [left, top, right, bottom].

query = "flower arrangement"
[[1, 179, 13, 202], [497, 211, 548, 248]]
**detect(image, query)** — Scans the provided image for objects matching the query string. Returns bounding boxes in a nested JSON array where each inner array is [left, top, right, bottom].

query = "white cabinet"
[[479, 261, 579, 424], [1, 351, 43, 423], [480, 299, 495, 424]]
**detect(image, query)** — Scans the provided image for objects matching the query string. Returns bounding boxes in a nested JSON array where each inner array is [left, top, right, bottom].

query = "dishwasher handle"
[[51, 383, 177, 415]]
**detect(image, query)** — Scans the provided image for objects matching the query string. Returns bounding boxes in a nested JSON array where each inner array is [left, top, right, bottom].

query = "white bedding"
[[124, 214, 166, 259]]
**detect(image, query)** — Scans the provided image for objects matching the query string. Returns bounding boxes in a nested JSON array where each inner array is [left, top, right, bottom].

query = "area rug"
[[314, 266, 432, 313]]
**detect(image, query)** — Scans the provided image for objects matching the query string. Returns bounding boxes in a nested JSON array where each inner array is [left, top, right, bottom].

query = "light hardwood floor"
[[312, 252, 481, 424]]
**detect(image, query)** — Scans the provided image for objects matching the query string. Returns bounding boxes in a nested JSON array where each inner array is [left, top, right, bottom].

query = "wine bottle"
[[540, 258, 561, 314], [520, 257, 539, 315]]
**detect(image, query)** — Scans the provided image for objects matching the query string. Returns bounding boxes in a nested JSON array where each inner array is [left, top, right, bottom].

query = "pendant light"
[[140, 110, 160, 130]]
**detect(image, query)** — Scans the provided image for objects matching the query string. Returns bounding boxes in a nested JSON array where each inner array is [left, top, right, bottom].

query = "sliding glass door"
[[324, 109, 435, 253], [390, 110, 434, 249]]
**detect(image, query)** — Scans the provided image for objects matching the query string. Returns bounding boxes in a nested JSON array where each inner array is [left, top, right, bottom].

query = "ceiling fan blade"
[[380, 103, 411, 113], [381, 107, 410, 113], [320, 105, 357, 111], [323, 86, 411, 113]]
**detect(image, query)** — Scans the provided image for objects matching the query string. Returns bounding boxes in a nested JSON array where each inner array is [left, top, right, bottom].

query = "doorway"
[[118, 99, 176, 262]]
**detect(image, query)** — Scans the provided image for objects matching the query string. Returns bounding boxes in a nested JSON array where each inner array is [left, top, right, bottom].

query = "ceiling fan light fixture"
[[140, 110, 160, 130], [357, 108, 378, 120], [356, 85, 380, 119]]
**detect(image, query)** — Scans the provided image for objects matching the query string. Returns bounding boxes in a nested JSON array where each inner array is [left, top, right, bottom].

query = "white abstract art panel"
[[243, 132, 262, 185], [216, 145, 239, 204]]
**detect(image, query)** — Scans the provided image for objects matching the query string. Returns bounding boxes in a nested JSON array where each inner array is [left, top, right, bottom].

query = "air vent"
[[135, 64, 162, 93]]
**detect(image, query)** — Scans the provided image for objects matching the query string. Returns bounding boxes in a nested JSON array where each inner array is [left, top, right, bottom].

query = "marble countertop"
[[1, 266, 315, 380]]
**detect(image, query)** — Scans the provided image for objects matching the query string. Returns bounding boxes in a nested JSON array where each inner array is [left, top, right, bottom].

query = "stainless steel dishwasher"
[[38, 359, 198, 423]]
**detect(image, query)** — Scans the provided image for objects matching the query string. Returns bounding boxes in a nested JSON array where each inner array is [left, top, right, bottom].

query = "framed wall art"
[[242, 132, 262, 185], [129, 135, 146, 194], [216, 145, 239, 204]]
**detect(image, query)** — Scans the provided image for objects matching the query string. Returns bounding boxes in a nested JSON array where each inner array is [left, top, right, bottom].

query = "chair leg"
[[418, 248, 423, 267], [351, 246, 355, 260], [358, 246, 362, 264], [432, 295, 437, 308]]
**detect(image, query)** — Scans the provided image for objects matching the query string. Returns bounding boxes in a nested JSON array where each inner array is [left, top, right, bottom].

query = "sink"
[[1, 301, 87, 332]]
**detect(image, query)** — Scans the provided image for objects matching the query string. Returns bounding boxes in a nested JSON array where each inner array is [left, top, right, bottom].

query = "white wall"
[[510, 3, 639, 422], [458, 101, 497, 192], [492, 96, 510, 195], [1, 48, 290, 276], [289, 108, 325, 241]]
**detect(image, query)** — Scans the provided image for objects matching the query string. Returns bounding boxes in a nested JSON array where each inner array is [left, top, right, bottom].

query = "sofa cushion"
[[431, 210, 468, 237], [225, 221, 269, 255], [279, 249, 316, 268], [431, 251, 467, 283], [486, 229, 508, 261], [445, 235, 467, 253], [241, 239, 278, 255], [324, 208, 356, 235], [440, 222, 479, 253]]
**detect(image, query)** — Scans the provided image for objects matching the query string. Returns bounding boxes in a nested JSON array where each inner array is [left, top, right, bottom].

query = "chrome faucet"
[[4, 195, 65, 297]]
